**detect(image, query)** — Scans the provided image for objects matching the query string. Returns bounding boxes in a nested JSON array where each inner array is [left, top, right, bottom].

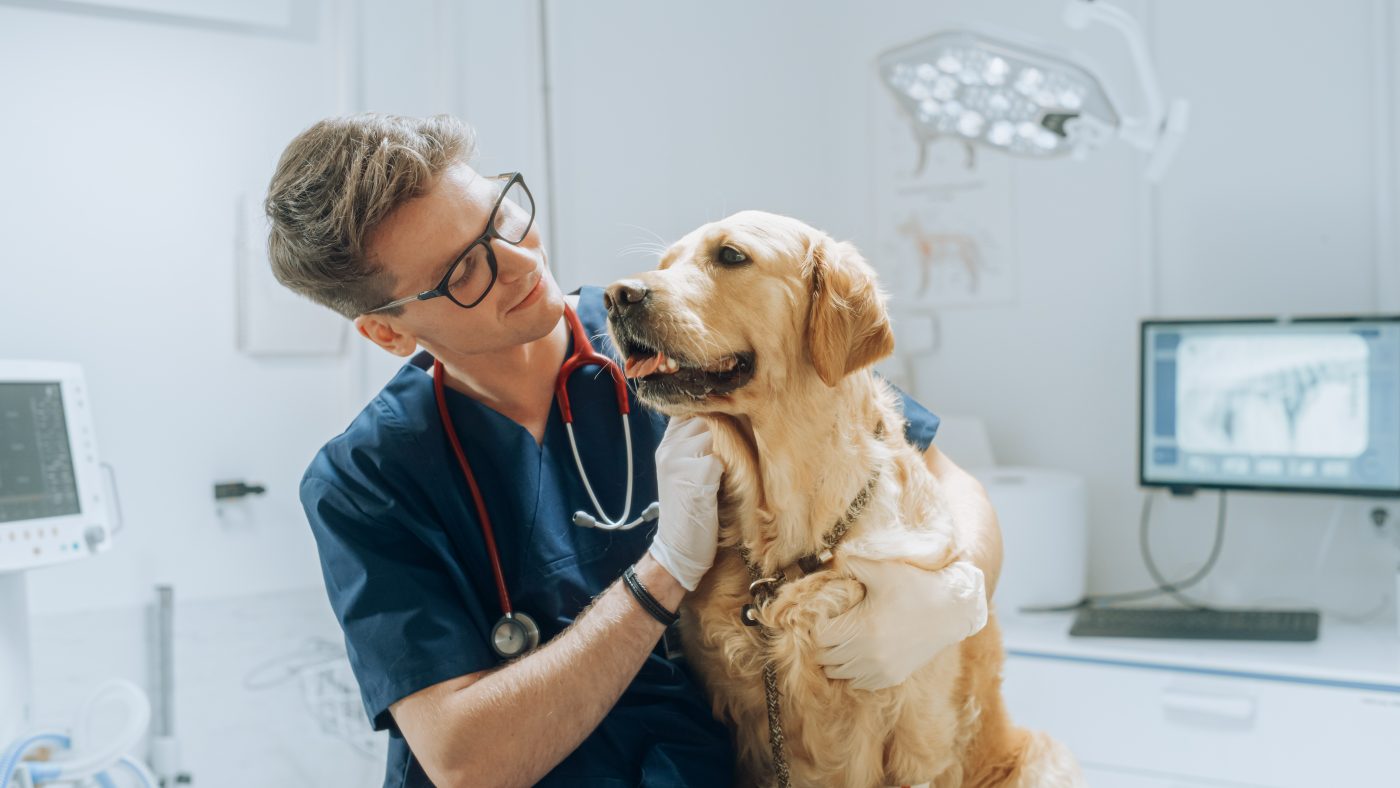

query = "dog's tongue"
[[625, 353, 665, 379]]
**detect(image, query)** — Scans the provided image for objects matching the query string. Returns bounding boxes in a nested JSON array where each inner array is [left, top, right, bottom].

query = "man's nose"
[[494, 239, 538, 282], [604, 280, 649, 315]]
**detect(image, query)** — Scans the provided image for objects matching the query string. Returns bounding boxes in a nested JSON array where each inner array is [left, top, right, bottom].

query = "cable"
[[1021, 489, 1228, 613], [1237, 501, 1390, 623], [1139, 490, 1225, 609]]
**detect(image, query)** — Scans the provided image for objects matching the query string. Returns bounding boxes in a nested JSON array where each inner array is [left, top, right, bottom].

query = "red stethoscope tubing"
[[434, 355, 512, 615], [433, 304, 631, 619], [555, 305, 630, 423]]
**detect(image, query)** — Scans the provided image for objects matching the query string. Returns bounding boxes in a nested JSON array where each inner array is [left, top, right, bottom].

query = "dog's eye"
[[717, 245, 748, 265]]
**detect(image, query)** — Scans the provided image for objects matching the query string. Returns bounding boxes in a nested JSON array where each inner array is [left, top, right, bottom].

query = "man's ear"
[[354, 314, 418, 357], [802, 237, 895, 387]]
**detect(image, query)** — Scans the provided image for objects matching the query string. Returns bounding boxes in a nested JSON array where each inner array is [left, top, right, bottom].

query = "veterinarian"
[[267, 113, 1002, 788]]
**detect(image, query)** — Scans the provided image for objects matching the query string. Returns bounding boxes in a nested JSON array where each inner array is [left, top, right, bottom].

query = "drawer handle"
[[1160, 690, 1256, 721]]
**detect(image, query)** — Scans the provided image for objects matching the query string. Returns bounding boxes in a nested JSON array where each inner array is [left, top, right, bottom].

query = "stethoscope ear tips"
[[640, 501, 661, 522]]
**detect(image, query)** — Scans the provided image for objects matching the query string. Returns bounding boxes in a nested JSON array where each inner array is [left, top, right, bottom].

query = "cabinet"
[[998, 613, 1400, 787]]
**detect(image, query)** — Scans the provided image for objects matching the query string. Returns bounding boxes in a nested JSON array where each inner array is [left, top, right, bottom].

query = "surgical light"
[[878, 0, 1188, 180]]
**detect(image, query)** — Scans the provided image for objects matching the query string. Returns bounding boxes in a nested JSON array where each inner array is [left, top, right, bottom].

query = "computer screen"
[[1140, 317, 1400, 497], [0, 382, 81, 523]]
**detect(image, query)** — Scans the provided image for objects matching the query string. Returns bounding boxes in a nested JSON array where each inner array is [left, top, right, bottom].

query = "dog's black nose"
[[604, 280, 649, 315]]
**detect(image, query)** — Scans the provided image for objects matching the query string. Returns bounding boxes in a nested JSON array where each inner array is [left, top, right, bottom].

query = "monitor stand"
[[0, 571, 32, 744]]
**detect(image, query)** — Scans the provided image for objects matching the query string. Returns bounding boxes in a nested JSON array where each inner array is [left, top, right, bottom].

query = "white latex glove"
[[648, 417, 724, 591], [815, 558, 988, 691]]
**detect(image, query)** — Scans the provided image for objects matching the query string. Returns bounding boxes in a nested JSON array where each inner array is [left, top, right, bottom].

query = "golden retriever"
[[604, 211, 1082, 788]]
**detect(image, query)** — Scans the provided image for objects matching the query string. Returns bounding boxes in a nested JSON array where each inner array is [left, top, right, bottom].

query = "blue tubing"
[[2, 732, 153, 787], [118, 756, 155, 788], [0, 733, 70, 788]]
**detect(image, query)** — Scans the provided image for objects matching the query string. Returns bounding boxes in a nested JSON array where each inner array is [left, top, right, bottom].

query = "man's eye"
[[718, 246, 748, 265], [448, 259, 477, 289]]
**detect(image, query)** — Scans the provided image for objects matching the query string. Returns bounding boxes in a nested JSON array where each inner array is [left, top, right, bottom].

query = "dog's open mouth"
[[616, 334, 756, 401]]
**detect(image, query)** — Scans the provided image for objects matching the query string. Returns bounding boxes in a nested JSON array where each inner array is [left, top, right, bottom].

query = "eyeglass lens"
[[444, 179, 534, 307]]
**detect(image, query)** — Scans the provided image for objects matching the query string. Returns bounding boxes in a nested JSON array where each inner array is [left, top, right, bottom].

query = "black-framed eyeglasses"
[[364, 172, 536, 314]]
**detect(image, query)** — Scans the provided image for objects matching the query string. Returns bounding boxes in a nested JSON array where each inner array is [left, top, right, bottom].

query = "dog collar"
[[737, 420, 886, 626]]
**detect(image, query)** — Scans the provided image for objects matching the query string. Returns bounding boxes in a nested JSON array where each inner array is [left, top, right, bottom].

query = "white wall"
[[543, 0, 1400, 614], [349, 0, 549, 402], [0, 0, 548, 617], [1, 0, 353, 617], [30, 587, 386, 787], [544, 0, 869, 290]]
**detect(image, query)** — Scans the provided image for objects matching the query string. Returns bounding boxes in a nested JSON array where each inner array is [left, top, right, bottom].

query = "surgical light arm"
[[1062, 0, 1189, 180]]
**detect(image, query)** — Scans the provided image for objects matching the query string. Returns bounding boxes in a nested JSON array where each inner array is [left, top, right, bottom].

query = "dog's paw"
[[760, 571, 866, 634]]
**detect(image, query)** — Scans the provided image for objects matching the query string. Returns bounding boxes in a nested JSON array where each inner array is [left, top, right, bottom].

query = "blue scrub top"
[[300, 286, 940, 787]]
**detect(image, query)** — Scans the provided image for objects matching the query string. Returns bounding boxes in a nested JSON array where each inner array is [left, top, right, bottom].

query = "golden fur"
[[610, 211, 1082, 787]]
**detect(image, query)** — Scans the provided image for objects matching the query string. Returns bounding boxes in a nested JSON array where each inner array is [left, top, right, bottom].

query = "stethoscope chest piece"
[[492, 611, 541, 658]]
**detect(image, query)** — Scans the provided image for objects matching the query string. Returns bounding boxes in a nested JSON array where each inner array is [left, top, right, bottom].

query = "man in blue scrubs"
[[265, 114, 1002, 787]]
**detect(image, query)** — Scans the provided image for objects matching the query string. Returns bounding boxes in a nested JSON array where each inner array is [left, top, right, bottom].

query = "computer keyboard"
[[1069, 606, 1320, 642]]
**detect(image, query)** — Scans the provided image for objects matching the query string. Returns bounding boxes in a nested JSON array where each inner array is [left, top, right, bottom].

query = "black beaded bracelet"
[[623, 565, 680, 626]]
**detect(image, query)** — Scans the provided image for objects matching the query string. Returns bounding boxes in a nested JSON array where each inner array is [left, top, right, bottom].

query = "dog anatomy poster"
[[872, 87, 1018, 311]]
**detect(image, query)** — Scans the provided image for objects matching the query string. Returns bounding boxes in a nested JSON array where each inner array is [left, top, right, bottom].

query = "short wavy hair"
[[264, 113, 476, 319]]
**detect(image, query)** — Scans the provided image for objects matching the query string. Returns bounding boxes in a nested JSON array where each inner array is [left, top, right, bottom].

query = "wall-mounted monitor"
[[0, 361, 111, 572], [1140, 317, 1400, 497]]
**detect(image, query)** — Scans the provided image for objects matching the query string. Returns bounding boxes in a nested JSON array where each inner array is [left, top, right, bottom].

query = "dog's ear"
[[803, 237, 895, 387]]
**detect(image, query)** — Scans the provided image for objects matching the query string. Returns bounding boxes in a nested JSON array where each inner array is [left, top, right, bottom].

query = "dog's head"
[[605, 210, 894, 417]]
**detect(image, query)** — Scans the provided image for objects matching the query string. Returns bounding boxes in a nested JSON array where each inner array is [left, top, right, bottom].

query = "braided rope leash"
[[760, 659, 790, 788], [736, 440, 883, 788]]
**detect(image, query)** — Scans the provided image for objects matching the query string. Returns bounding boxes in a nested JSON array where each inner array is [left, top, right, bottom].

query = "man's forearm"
[[399, 552, 684, 788]]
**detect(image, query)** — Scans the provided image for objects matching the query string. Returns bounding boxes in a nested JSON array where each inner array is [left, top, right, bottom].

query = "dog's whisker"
[[618, 242, 667, 260], [616, 224, 672, 262], [617, 222, 669, 247]]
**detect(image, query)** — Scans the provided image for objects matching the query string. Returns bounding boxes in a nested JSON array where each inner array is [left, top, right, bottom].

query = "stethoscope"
[[432, 303, 660, 658]]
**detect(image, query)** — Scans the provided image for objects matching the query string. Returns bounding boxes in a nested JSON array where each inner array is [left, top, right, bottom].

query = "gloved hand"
[[815, 558, 988, 691], [648, 417, 724, 592]]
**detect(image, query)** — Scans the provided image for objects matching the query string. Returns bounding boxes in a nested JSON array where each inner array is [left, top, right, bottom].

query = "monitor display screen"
[[1140, 318, 1400, 496], [0, 381, 81, 523]]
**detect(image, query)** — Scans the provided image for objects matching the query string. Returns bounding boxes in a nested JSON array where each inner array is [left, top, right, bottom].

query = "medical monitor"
[[1140, 317, 1400, 497], [0, 361, 110, 571]]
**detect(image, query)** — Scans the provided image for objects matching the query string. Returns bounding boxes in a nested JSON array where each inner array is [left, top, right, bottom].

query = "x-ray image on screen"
[[1176, 334, 1369, 458], [1141, 318, 1400, 496]]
